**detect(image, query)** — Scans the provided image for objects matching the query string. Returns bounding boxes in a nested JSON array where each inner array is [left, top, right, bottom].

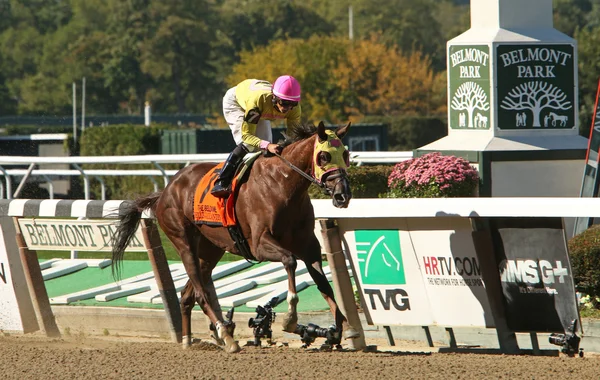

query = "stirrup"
[[211, 183, 231, 198]]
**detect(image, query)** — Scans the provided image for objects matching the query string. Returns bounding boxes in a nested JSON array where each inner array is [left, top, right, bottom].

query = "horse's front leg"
[[303, 238, 360, 340], [256, 233, 299, 333], [281, 255, 299, 333], [305, 260, 358, 339]]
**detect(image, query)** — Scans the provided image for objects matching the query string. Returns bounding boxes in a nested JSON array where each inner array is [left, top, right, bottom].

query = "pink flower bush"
[[387, 152, 479, 198]]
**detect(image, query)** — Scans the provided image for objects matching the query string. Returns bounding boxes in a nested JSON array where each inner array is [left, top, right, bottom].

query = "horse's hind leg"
[[180, 280, 194, 349], [180, 269, 226, 349], [158, 211, 239, 353], [304, 238, 359, 340], [192, 235, 241, 352]]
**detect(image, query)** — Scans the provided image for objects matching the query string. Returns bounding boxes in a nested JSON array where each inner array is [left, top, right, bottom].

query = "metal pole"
[[13, 163, 36, 198], [81, 77, 86, 135], [72, 82, 77, 146], [145, 101, 151, 127], [349, 6, 353, 40]]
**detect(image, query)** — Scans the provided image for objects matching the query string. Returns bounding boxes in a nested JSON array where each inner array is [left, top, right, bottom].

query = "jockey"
[[211, 75, 302, 198]]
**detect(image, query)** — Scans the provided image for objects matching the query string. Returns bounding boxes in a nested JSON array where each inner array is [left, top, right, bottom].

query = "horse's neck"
[[281, 135, 315, 173], [273, 135, 315, 195]]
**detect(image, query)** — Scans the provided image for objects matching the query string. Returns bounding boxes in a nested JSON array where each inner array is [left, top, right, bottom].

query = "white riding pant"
[[222, 87, 272, 152]]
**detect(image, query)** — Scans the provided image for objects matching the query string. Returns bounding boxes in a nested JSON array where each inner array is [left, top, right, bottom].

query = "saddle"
[[193, 152, 260, 226], [193, 152, 261, 261]]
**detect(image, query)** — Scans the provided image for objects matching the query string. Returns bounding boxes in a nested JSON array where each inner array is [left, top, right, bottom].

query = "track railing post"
[[140, 219, 182, 343], [13, 217, 61, 338], [319, 218, 366, 350]]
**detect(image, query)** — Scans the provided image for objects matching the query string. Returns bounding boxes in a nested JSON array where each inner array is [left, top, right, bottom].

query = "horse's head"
[[313, 121, 352, 208]]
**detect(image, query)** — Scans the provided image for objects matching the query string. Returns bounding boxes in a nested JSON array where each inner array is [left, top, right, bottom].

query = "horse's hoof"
[[343, 328, 360, 340], [182, 335, 192, 349], [225, 341, 241, 353], [281, 314, 298, 333]]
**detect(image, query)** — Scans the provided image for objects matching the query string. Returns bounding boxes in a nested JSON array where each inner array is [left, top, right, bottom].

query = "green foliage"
[[568, 224, 600, 300], [0, 1, 470, 119], [553, 0, 592, 36], [575, 25, 600, 137], [309, 165, 393, 199], [301, 0, 447, 69], [79, 124, 171, 199], [2, 125, 73, 135]]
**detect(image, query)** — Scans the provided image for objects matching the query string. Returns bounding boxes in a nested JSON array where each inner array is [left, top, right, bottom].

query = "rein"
[[273, 152, 331, 195]]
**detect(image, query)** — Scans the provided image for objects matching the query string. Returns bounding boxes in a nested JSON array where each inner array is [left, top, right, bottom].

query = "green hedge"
[[568, 224, 600, 302], [309, 165, 393, 199], [1, 125, 74, 135], [77, 124, 174, 199]]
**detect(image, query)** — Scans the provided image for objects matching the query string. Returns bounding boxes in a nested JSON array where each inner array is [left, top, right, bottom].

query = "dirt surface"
[[1, 333, 598, 380]]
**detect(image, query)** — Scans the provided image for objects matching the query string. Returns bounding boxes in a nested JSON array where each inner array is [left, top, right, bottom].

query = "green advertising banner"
[[497, 44, 575, 130], [354, 230, 406, 285], [448, 45, 491, 130]]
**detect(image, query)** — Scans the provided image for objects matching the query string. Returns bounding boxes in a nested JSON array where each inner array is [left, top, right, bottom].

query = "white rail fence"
[[0, 151, 412, 200]]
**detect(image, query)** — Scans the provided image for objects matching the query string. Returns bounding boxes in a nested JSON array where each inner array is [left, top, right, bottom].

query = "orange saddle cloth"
[[193, 163, 239, 227]]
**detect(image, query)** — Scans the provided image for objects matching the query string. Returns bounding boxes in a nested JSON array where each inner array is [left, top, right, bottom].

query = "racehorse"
[[111, 121, 359, 353]]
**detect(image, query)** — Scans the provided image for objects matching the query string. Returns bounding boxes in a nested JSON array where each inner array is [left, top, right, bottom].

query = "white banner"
[[407, 218, 494, 327], [339, 217, 494, 328], [18, 219, 147, 252]]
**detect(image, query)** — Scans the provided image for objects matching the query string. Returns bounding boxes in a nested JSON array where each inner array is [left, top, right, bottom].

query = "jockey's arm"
[[240, 94, 269, 150]]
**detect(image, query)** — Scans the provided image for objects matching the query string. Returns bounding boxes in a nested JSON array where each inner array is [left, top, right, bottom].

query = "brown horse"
[[111, 121, 359, 352]]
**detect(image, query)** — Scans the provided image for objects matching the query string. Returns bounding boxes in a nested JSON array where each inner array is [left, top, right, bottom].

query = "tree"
[[575, 25, 600, 135], [301, 0, 447, 69], [100, 0, 154, 115], [500, 82, 572, 127], [140, 0, 219, 114], [229, 35, 446, 124], [553, 0, 592, 36], [451, 82, 490, 128]]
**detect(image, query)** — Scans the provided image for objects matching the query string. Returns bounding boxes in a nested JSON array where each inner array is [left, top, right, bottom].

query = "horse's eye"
[[343, 150, 350, 167], [317, 151, 331, 167]]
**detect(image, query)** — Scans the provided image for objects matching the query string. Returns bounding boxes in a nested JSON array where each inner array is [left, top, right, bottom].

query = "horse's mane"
[[278, 123, 317, 148]]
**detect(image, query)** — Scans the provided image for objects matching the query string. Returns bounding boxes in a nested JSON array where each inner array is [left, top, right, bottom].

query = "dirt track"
[[1, 334, 598, 380]]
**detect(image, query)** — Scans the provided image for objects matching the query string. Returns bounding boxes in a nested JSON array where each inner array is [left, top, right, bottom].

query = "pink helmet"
[[272, 75, 301, 102]]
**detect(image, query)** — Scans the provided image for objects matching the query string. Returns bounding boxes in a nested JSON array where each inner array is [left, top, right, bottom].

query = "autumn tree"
[[228, 35, 446, 124]]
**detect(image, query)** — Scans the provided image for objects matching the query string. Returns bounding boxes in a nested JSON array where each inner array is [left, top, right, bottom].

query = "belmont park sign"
[[448, 44, 575, 131], [497, 44, 575, 130], [17, 219, 146, 251]]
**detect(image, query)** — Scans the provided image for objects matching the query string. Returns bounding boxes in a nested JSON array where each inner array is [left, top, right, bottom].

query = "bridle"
[[273, 151, 348, 196]]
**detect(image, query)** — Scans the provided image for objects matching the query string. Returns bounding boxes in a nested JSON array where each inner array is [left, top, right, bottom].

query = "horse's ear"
[[335, 122, 351, 139], [317, 121, 328, 142]]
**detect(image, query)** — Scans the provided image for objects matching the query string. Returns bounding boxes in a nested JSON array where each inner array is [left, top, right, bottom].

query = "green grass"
[[37, 226, 239, 261]]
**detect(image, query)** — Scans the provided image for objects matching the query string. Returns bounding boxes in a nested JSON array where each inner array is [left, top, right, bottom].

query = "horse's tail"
[[111, 191, 162, 280]]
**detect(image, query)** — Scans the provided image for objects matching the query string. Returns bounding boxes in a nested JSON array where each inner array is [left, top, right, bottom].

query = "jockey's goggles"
[[276, 98, 298, 109]]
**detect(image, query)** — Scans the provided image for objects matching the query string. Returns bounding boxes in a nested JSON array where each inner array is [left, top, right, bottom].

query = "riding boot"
[[211, 144, 248, 198]]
